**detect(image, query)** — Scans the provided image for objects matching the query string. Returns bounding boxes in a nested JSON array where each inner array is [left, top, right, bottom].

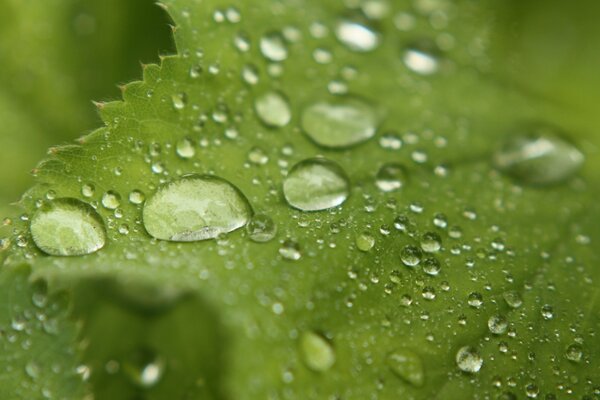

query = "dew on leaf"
[[540, 304, 554, 320], [467, 292, 483, 308], [300, 331, 335, 372], [356, 232, 375, 252], [142, 175, 252, 242], [487, 315, 508, 335], [246, 214, 277, 243], [260, 31, 288, 62], [335, 20, 379, 52], [171, 92, 187, 110], [565, 343, 583, 363], [456, 346, 483, 373], [81, 183, 95, 198], [301, 97, 378, 148], [279, 239, 302, 260], [503, 290, 523, 309], [375, 163, 407, 192], [30, 198, 106, 256], [422, 257, 441, 276], [129, 190, 146, 205], [242, 63, 260, 85], [101, 191, 121, 210], [254, 91, 292, 128], [283, 158, 350, 211], [176, 137, 196, 159], [402, 40, 440, 75], [493, 126, 584, 185], [247, 146, 269, 165], [124, 349, 165, 389], [420, 232, 442, 253], [401, 245, 422, 267], [386, 349, 424, 387]]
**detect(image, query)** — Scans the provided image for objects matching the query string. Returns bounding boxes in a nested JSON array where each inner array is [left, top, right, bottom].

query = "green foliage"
[[0, 0, 599, 399]]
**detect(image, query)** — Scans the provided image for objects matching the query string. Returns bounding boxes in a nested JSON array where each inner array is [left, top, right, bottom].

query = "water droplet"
[[246, 214, 277, 242], [301, 98, 378, 148], [467, 292, 483, 308], [30, 198, 106, 256], [487, 315, 508, 335], [493, 126, 584, 185], [254, 91, 292, 128], [129, 190, 146, 205], [142, 175, 252, 242], [300, 331, 335, 372], [402, 40, 440, 75], [375, 163, 407, 192], [420, 232, 442, 253], [81, 183, 95, 198], [279, 239, 301, 261], [456, 346, 483, 373], [422, 257, 441, 276], [125, 349, 165, 389], [540, 304, 554, 320], [386, 349, 424, 387], [101, 191, 121, 210], [503, 290, 523, 309], [565, 343, 583, 363], [260, 31, 288, 62], [283, 158, 350, 211], [171, 93, 187, 110], [247, 146, 269, 165], [356, 232, 375, 252], [176, 137, 196, 159], [401, 245, 422, 267], [335, 20, 379, 52]]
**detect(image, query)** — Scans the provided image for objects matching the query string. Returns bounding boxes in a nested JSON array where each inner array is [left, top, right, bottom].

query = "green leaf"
[[1, 0, 599, 399]]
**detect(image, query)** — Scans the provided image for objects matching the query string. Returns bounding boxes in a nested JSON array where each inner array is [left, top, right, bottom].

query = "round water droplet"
[[301, 98, 378, 148], [565, 343, 583, 363], [172, 93, 187, 110], [468, 292, 483, 308], [387, 349, 424, 387], [246, 214, 277, 242], [248, 146, 269, 165], [493, 126, 584, 185], [300, 331, 335, 372], [279, 239, 302, 260], [456, 346, 483, 373], [335, 20, 379, 52], [375, 163, 407, 192], [124, 349, 165, 389], [30, 198, 106, 256], [142, 175, 252, 242], [129, 190, 146, 205], [176, 137, 196, 159], [356, 232, 375, 252], [102, 191, 121, 210], [401, 245, 422, 267], [487, 315, 508, 335], [503, 290, 523, 309], [402, 40, 440, 75], [283, 158, 350, 211], [420, 232, 442, 253], [540, 304, 554, 320], [255, 91, 291, 128], [422, 257, 441, 276], [260, 31, 288, 62]]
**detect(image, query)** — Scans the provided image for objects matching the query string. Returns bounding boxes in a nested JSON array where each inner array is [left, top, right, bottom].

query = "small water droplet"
[[402, 40, 440, 75], [456, 346, 483, 373], [171, 93, 187, 110], [101, 191, 121, 210], [176, 137, 196, 159], [422, 257, 441, 276], [124, 349, 165, 389], [129, 190, 146, 205], [540, 304, 554, 320], [247, 146, 269, 165], [283, 158, 350, 211], [30, 198, 106, 256], [255, 91, 292, 128], [503, 290, 523, 309], [81, 183, 95, 198], [401, 245, 422, 267], [386, 349, 424, 387], [142, 175, 252, 241], [260, 31, 288, 62], [467, 292, 483, 308], [301, 97, 378, 148], [493, 126, 584, 185], [565, 343, 583, 363], [487, 315, 508, 335], [335, 20, 379, 52], [356, 232, 375, 252], [375, 163, 407, 192], [279, 239, 301, 261], [246, 214, 277, 242], [300, 331, 335, 372]]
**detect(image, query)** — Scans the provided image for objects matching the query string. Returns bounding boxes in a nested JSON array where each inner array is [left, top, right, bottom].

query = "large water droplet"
[[255, 91, 292, 128], [335, 20, 379, 52], [493, 126, 584, 185], [301, 98, 378, 148], [30, 198, 106, 256], [300, 331, 335, 372], [386, 349, 424, 387], [283, 158, 350, 211], [143, 175, 252, 241], [456, 346, 483, 373]]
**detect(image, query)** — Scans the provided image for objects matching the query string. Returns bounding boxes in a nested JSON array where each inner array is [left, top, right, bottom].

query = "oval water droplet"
[[260, 31, 288, 62], [386, 349, 424, 387], [456, 346, 483, 373], [255, 91, 292, 128], [143, 175, 252, 242], [335, 20, 379, 52], [283, 158, 350, 211], [301, 97, 378, 148], [375, 163, 407, 192], [493, 125, 584, 185], [402, 39, 440, 75], [401, 245, 422, 267], [246, 214, 277, 242], [30, 198, 106, 256], [300, 331, 335, 372]]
